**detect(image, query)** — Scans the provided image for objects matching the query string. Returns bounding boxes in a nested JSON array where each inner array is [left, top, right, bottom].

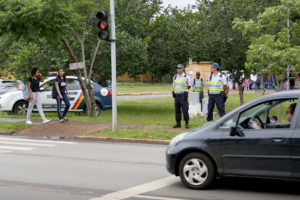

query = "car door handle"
[[272, 138, 284, 143]]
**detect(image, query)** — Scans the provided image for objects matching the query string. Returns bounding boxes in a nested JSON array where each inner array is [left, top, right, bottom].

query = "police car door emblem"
[[101, 88, 108, 96]]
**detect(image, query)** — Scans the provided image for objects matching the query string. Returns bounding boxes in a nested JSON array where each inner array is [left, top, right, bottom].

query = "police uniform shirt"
[[209, 72, 227, 94], [193, 78, 204, 92], [173, 73, 191, 94]]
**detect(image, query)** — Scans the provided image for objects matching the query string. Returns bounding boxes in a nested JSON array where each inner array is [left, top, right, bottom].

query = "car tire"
[[13, 101, 28, 114], [84, 104, 101, 116], [95, 103, 101, 116], [179, 153, 215, 189]]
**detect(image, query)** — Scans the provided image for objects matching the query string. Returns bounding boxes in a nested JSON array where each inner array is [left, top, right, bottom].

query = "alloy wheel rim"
[[183, 158, 208, 186], [17, 104, 27, 114]]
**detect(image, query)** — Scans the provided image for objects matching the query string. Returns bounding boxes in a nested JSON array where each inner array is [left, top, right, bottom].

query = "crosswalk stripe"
[[0, 150, 12, 153], [0, 145, 35, 151], [135, 195, 188, 200], [0, 137, 76, 144], [90, 176, 178, 200], [0, 141, 56, 147]]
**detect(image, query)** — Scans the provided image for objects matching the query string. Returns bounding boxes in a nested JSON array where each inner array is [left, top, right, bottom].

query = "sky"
[[162, 0, 197, 9]]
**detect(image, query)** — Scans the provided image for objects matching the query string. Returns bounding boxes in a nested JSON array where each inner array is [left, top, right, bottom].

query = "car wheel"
[[95, 103, 101, 116], [13, 101, 28, 114], [179, 153, 215, 189], [84, 104, 101, 116]]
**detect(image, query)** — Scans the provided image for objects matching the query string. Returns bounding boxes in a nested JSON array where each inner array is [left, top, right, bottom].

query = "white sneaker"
[[26, 120, 32, 125], [43, 119, 51, 124]]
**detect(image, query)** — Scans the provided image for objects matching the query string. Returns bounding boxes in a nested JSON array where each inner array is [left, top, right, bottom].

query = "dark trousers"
[[175, 95, 189, 123], [198, 92, 204, 111], [207, 94, 225, 121], [56, 93, 70, 120]]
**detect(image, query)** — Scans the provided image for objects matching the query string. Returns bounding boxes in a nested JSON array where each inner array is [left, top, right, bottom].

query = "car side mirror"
[[40, 87, 45, 91], [230, 122, 244, 137], [230, 123, 237, 136]]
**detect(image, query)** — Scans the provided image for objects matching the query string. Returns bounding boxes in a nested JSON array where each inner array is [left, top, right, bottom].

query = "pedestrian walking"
[[172, 64, 191, 129], [245, 79, 250, 90], [255, 78, 261, 92], [207, 63, 229, 122], [192, 72, 204, 111], [26, 68, 50, 124], [52, 68, 70, 123]]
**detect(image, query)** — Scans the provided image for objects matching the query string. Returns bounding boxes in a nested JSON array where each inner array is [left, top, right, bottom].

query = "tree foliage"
[[233, 0, 300, 77]]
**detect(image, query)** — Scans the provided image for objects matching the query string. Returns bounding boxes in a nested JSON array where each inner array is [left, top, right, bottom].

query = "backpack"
[[193, 78, 203, 85], [209, 73, 222, 81], [21, 77, 32, 100], [173, 74, 187, 80]]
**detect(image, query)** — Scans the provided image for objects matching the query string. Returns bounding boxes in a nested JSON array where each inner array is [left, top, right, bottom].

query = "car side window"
[[219, 118, 233, 129], [238, 99, 298, 130], [43, 80, 55, 92], [67, 79, 81, 91]]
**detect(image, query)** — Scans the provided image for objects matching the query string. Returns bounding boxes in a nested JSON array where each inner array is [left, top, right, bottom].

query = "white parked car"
[[0, 76, 112, 114]]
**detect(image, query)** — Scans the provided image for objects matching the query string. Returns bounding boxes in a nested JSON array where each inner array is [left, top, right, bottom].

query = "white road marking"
[[0, 150, 12, 153], [0, 145, 35, 151], [89, 176, 179, 200], [136, 195, 188, 200], [0, 141, 56, 147], [0, 137, 76, 144]]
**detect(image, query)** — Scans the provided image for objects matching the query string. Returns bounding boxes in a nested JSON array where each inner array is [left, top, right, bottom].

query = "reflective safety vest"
[[193, 78, 204, 92], [209, 73, 224, 94], [174, 74, 188, 94]]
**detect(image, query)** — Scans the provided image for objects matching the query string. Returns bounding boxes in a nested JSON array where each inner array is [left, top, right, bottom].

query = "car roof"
[[43, 76, 78, 82]]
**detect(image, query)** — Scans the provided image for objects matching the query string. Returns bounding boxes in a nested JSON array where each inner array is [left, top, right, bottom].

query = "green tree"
[[194, 0, 280, 104], [233, 0, 300, 89], [0, 0, 107, 116]]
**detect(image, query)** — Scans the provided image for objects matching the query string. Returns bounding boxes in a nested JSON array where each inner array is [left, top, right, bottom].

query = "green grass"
[[117, 81, 210, 94], [117, 82, 173, 94], [84, 128, 185, 140], [0, 93, 263, 127], [0, 121, 30, 133]]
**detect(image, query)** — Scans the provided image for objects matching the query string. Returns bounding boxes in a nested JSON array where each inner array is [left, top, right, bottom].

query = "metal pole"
[[287, 8, 290, 91], [110, 0, 117, 131]]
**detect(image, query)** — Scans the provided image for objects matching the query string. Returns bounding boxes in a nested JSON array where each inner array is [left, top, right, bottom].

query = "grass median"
[[0, 93, 263, 127], [84, 128, 185, 141], [0, 121, 30, 133]]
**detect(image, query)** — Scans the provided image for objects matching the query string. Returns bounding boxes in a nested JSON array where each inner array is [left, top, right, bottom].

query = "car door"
[[290, 100, 300, 178], [40, 79, 57, 111], [220, 100, 293, 178], [66, 78, 82, 111]]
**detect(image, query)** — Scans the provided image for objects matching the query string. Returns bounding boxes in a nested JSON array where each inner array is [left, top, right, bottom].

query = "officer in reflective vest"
[[207, 63, 228, 121], [172, 64, 191, 129], [193, 72, 204, 111]]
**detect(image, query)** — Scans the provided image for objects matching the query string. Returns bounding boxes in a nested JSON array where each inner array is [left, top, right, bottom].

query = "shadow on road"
[[214, 178, 300, 194]]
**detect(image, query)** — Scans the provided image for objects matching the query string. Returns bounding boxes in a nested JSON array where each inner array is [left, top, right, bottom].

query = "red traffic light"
[[97, 21, 108, 30]]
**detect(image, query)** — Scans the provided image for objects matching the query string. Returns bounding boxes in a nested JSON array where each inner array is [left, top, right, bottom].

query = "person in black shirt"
[[26, 68, 50, 124]]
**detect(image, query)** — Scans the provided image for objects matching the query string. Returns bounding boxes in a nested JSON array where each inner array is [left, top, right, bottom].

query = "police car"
[[0, 76, 112, 114]]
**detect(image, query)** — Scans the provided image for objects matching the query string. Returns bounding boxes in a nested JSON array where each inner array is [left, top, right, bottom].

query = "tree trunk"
[[61, 38, 93, 116], [237, 82, 244, 105]]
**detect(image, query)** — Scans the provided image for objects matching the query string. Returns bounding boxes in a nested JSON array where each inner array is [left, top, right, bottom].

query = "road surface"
[[0, 135, 299, 200]]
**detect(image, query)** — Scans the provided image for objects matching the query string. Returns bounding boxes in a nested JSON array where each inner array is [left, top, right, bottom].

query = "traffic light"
[[96, 11, 109, 41]]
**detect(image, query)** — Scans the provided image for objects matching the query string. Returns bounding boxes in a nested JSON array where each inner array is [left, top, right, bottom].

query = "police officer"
[[207, 63, 228, 121], [173, 64, 191, 129], [193, 72, 204, 111]]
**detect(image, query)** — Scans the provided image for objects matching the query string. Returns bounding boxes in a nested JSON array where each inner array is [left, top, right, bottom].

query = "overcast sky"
[[162, 0, 197, 9]]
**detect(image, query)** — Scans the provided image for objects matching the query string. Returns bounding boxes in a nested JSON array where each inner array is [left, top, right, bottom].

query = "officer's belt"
[[174, 93, 185, 97]]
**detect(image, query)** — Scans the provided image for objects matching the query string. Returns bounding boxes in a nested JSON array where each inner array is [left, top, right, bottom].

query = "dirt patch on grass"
[[15, 120, 186, 137]]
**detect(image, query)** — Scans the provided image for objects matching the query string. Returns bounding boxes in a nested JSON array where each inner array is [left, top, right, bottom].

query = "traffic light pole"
[[110, 0, 117, 132]]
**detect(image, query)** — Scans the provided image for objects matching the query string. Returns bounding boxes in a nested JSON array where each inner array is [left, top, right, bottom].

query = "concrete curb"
[[74, 136, 170, 145]]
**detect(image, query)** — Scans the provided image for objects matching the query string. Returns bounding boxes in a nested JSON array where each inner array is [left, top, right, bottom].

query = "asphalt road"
[[0, 135, 299, 200]]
